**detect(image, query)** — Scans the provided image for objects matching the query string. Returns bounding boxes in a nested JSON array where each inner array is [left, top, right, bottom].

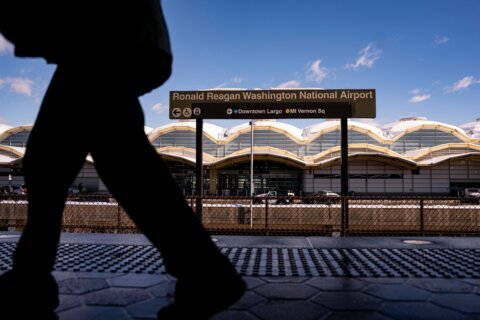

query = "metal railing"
[[0, 194, 479, 236]]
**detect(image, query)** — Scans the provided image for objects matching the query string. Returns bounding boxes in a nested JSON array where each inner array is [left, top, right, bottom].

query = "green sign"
[[169, 89, 376, 119]]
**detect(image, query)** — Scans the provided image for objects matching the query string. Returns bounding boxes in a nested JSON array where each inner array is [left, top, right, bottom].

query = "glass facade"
[[1, 121, 480, 195], [151, 130, 222, 157], [162, 160, 196, 195], [416, 145, 480, 162], [390, 129, 462, 153], [2, 125, 476, 160], [151, 131, 196, 149], [1, 123, 478, 163], [218, 161, 302, 195], [0, 131, 30, 147], [226, 130, 302, 156], [307, 130, 382, 156]]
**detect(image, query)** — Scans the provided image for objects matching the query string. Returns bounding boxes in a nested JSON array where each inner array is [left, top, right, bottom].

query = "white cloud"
[[10, 78, 33, 96], [346, 43, 382, 70], [275, 80, 301, 88], [0, 77, 34, 96], [0, 34, 13, 55], [306, 60, 328, 83], [409, 94, 431, 103], [434, 35, 449, 45], [0, 116, 8, 124], [409, 88, 431, 103], [152, 102, 167, 114], [445, 76, 480, 93], [216, 76, 244, 88]]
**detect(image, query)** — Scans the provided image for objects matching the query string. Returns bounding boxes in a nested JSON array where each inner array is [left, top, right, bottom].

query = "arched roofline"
[[0, 125, 33, 143], [311, 153, 418, 170], [306, 124, 387, 144], [148, 125, 219, 143], [155, 146, 217, 162], [389, 124, 471, 143], [222, 146, 304, 163], [158, 154, 196, 166], [418, 152, 480, 167], [146, 121, 479, 148], [7, 155, 95, 167], [210, 153, 306, 170], [308, 143, 401, 162], [409, 143, 480, 160], [0, 145, 25, 158], [224, 124, 304, 144]]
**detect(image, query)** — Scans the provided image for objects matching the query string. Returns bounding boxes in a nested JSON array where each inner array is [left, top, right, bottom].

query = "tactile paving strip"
[[0, 243, 479, 278]]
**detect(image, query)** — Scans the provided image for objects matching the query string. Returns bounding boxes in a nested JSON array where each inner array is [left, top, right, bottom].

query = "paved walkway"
[[1, 233, 480, 319]]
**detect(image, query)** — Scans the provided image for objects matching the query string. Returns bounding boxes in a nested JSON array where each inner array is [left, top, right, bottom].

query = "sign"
[[169, 89, 375, 119]]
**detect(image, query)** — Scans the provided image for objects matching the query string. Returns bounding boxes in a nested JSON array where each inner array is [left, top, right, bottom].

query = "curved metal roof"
[[303, 119, 384, 139], [224, 120, 304, 141], [0, 125, 33, 143], [1, 117, 479, 169], [417, 152, 480, 166], [382, 117, 469, 140], [148, 120, 225, 141]]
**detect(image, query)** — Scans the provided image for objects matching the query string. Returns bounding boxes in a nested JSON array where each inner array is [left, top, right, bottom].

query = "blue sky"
[[1, 0, 479, 130]]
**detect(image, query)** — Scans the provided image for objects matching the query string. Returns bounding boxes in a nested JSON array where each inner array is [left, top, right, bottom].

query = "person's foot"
[[157, 264, 246, 319], [0, 270, 59, 319]]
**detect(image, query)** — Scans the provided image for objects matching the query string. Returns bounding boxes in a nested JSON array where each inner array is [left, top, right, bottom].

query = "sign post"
[[341, 117, 349, 236], [195, 119, 203, 219], [250, 121, 255, 228], [169, 89, 376, 228]]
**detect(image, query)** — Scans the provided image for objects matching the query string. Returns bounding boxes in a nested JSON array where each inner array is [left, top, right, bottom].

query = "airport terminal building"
[[1, 116, 480, 196]]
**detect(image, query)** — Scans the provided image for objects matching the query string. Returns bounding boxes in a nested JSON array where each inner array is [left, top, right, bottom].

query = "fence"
[[0, 194, 479, 236]]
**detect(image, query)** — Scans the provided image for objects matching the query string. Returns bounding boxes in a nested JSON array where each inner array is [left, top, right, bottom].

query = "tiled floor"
[[1, 233, 480, 319], [51, 272, 480, 319]]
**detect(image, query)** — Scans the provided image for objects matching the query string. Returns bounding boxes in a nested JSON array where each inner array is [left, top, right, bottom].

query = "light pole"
[[8, 168, 12, 190], [250, 120, 254, 229]]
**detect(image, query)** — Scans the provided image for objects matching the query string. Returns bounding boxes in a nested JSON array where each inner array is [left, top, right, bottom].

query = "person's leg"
[[13, 65, 89, 275], [88, 88, 244, 318], [0, 65, 89, 318], [89, 93, 217, 275]]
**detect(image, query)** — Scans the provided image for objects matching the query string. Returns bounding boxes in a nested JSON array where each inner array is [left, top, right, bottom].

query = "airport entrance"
[[162, 160, 196, 195], [217, 161, 302, 196]]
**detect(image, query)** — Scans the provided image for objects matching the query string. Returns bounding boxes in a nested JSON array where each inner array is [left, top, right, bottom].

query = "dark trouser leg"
[[13, 66, 89, 276], [90, 97, 245, 318], [89, 94, 222, 278]]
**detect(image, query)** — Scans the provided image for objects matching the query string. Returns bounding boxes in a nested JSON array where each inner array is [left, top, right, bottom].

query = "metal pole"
[[341, 118, 349, 196], [8, 168, 12, 189], [420, 199, 424, 236], [196, 119, 203, 219], [340, 117, 349, 236], [250, 120, 254, 229]]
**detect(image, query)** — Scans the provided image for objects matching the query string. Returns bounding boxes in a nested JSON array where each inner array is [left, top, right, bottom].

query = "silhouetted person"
[[0, 1, 245, 319], [77, 182, 83, 194]]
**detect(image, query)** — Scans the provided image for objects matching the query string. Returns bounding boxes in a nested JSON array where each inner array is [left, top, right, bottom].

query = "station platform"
[[1, 233, 479, 319]]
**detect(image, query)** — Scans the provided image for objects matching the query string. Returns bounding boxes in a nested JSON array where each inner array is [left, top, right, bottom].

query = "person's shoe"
[[157, 265, 246, 319], [0, 270, 59, 319]]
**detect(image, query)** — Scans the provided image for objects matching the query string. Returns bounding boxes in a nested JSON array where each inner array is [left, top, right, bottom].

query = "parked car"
[[68, 186, 81, 195], [253, 190, 295, 205], [0, 185, 25, 195], [303, 190, 340, 204], [461, 188, 480, 204]]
